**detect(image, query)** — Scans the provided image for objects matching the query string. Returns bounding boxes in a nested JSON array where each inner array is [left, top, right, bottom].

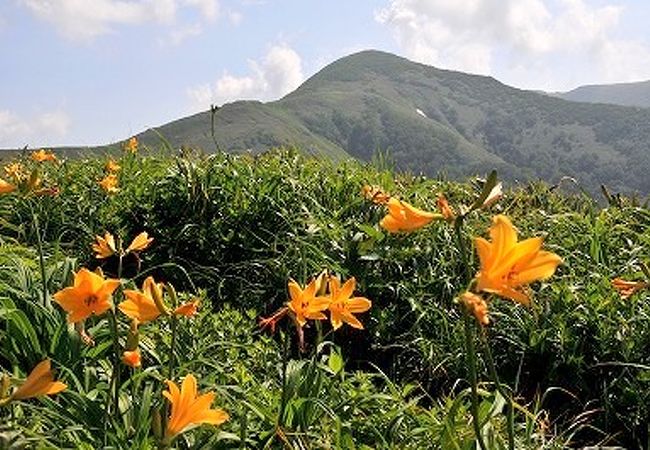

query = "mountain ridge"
[[557, 79, 650, 108], [3, 50, 650, 195]]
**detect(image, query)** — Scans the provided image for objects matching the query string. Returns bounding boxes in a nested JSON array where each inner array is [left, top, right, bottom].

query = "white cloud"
[[164, 22, 203, 46], [376, 0, 650, 90], [187, 44, 304, 109], [19, 0, 220, 42], [0, 109, 71, 148], [228, 10, 243, 26], [184, 0, 219, 22]]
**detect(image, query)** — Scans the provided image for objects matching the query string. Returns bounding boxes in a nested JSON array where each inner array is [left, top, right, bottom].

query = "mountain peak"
[[133, 50, 650, 196]]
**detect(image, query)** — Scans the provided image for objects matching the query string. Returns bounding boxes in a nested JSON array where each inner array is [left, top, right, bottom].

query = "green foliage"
[[0, 148, 648, 448], [141, 50, 650, 195], [559, 79, 650, 108], [9, 51, 650, 196]]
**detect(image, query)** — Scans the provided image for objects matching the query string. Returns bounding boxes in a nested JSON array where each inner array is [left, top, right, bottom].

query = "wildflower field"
[[0, 145, 649, 449]]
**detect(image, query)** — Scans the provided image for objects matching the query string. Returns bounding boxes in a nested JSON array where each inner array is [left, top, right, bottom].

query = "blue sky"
[[1, 0, 650, 148]]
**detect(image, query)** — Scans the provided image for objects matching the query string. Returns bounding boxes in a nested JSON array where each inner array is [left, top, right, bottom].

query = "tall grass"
[[0, 147, 648, 447]]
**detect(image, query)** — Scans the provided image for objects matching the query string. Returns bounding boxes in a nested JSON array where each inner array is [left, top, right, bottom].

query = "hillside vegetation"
[[9, 51, 649, 197], [135, 50, 650, 196], [558, 79, 650, 108], [0, 147, 648, 448]]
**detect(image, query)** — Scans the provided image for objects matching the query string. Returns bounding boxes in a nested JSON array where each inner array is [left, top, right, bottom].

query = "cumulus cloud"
[[228, 10, 243, 26], [376, 0, 650, 90], [163, 22, 203, 46], [184, 0, 219, 22], [19, 0, 220, 42], [187, 44, 304, 109], [0, 109, 71, 148]]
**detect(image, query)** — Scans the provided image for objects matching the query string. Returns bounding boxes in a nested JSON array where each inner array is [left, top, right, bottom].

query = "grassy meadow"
[[0, 145, 649, 449]]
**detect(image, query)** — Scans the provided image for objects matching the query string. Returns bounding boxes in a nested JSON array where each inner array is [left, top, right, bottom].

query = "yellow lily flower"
[[287, 278, 330, 327], [611, 278, 649, 299], [361, 185, 391, 204], [53, 268, 121, 323], [163, 374, 228, 441], [105, 159, 121, 173], [474, 215, 562, 305], [10, 360, 66, 401], [31, 149, 57, 163], [460, 292, 489, 326], [436, 194, 456, 222], [0, 178, 16, 194], [4, 162, 24, 181], [92, 232, 117, 259], [126, 231, 153, 254], [119, 276, 164, 323], [98, 174, 119, 193], [326, 277, 372, 330], [122, 350, 141, 368], [481, 182, 503, 209], [123, 137, 138, 153], [174, 299, 199, 317], [380, 197, 442, 233]]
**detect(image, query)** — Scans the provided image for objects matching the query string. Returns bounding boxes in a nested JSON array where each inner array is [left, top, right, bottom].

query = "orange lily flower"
[[10, 360, 67, 401], [105, 159, 121, 173], [4, 162, 24, 181], [287, 278, 330, 327], [126, 231, 153, 254], [259, 307, 289, 334], [98, 174, 119, 193], [436, 194, 456, 222], [123, 137, 138, 153], [611, 278, 649, 299], [0, 178, 16, 194], [380, 197, 442, 233], [174, 299, 199, 317], [53, 268, 121, 323], [92, 232, 117, 259], [362, 185, 391, 204], [460, 292, 489, 326], [475, 215, 562, 305], [326, 277, 372, 330], [481, 182, 503, 209], [119, 276, 164, 323], [122, 350, 142, 368], [31, 149, 57, 163], [163, 374, 228, 441]]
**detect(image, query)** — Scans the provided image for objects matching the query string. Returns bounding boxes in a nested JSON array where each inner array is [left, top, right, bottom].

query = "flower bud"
[[0, 373, 10, 399], [125, 319, 140, 350], [152, 407, 163, 440]]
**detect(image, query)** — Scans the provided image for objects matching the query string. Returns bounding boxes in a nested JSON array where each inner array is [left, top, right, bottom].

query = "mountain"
[[558, 80, 650, 108], [138, 50, 649, 195], [5, 50, 650, 195]]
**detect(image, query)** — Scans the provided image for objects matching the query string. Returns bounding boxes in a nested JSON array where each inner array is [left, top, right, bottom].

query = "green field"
[[0, 146, 648, 449]]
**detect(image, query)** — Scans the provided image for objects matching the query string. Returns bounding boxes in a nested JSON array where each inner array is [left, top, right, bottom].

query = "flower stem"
[[109, 309, 121, 420], [454, 215, 487, 450], [29, 202, 49, 308], [463, 311, 487, 450], [108, 253, 124, 426], [167, 315, 178, 381], [453, 215, 472, 283], [278, 329, 290, 427], [480, 329, 515, 450]]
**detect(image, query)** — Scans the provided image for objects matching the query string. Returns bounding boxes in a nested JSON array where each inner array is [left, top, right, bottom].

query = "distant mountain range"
[[557, 80, 650, 108], [4, 50, 650, 195]]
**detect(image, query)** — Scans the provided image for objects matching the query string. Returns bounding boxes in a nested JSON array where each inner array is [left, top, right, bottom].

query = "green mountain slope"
[[140, 101, 350, 160], [5, 50, 649, 195], [141, 51, 650, 195], [558, 80, 650, 108]]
